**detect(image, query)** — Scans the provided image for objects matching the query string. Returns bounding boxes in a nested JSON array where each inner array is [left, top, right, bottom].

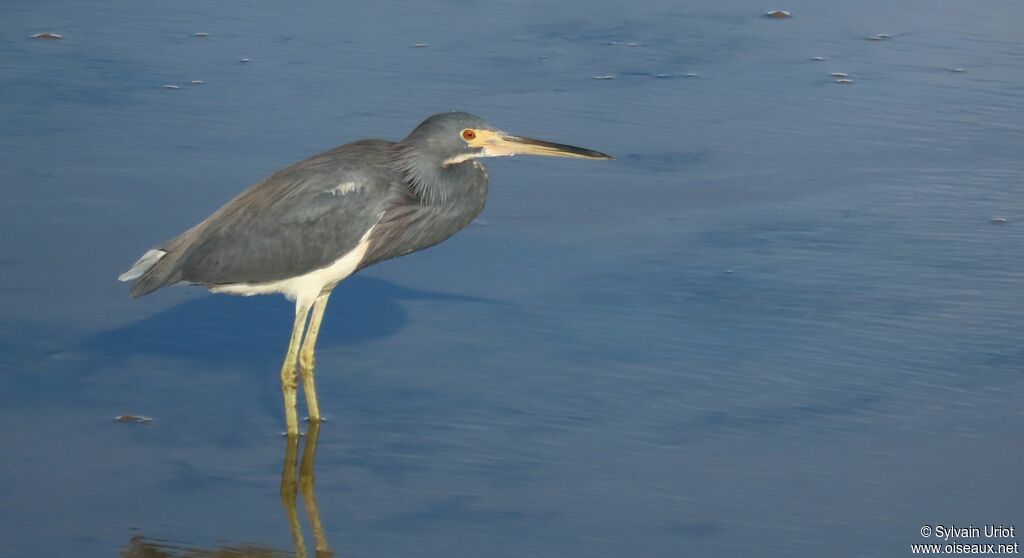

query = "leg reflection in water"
[[282, 422, 333, 558], [121, 424, 334, 558]]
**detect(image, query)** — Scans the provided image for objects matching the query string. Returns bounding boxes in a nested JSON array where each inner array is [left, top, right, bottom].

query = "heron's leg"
[[299, 293, 331, 422], [282, 302, 311, 436]]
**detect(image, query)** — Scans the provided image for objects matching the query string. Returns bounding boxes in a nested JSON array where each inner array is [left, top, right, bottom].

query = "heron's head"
[[400, 112, 612, 168]]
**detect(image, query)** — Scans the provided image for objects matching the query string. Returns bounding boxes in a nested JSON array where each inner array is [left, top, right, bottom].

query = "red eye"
[[462, 129, 477, 140]]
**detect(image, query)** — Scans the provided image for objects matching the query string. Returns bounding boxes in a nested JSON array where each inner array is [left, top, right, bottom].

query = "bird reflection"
[[120, 423, 333, 558]]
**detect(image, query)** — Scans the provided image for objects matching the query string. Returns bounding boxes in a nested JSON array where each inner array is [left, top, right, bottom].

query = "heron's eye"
[[461, 129, 477, 141]]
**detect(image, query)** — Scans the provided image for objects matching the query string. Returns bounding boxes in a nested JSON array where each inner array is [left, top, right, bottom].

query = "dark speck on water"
[[3, 0, 1023, 557], [114, 415, 154, 424]]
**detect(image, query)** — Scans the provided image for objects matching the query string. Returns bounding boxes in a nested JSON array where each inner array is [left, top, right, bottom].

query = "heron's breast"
[[363, 175, 487, 266]]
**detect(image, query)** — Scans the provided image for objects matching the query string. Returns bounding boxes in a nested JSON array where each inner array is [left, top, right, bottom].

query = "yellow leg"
[[299, 293, 331, 423], [282, 303, 311, 436]]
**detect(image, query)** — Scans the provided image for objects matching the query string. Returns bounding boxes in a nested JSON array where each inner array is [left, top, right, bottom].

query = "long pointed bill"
[[472, 130, 612, 160]]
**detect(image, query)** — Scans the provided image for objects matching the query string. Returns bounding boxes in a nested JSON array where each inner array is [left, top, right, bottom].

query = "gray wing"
[[130, 140, 402, 296]]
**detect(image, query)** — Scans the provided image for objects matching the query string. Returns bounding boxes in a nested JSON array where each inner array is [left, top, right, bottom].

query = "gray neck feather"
[[393, 143, 457, 206]]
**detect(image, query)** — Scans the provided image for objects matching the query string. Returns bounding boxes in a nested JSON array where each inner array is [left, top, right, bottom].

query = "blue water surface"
[[1, 1, 1022, 556]]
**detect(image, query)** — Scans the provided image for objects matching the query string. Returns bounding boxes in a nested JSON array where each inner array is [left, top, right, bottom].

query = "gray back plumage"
[[130, 141, 390, 296]]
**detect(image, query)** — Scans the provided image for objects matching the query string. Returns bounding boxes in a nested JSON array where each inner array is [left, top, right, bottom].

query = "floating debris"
[[592, 74, 616, 80], [164, 84, 180, 90], [991, 217, 1008, 224], [413, 43, 428, 48], [835, 78, 853, 84], [190, 80, 204, 85], [115, 414, 153, 424], [30, 32, 63, 40], [948, 67, 967, 73], [765, 10, 791, 18], [830, 72, 848, 78], [239, 57, 250, 63], [811, 56, 825, 61], [194, 32, 209, 37]]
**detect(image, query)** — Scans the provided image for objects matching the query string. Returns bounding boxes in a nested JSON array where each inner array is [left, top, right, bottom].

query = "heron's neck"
[[393, 144, 486, 207]]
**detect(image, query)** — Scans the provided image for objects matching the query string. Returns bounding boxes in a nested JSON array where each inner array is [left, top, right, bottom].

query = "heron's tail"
[[118, 249, 165, 282], [119, 248, 184, 298]]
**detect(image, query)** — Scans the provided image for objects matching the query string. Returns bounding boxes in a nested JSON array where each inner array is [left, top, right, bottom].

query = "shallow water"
[[2, 0, 1022, 556]]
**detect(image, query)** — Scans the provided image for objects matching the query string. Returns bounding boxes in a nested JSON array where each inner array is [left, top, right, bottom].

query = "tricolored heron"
[[119, 112, 612, 436]]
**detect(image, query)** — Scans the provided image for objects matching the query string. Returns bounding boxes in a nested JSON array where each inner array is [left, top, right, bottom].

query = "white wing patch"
[[328, 181, 364, 196]]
